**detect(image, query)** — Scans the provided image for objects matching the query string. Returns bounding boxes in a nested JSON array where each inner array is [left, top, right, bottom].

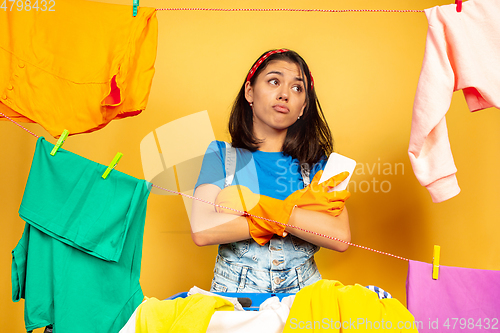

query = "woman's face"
[[245, 59, 307, 134]]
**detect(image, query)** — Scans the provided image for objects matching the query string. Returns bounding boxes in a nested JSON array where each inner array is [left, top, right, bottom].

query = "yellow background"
[[2, 0, 499, 331]]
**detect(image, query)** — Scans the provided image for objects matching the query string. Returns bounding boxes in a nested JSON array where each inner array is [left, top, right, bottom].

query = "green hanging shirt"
[[12, 137, 151, 332]]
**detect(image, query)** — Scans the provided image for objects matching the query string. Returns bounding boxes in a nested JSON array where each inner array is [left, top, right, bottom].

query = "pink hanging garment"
[[409, 0, 500, 203], [406, 260, 500, 332]]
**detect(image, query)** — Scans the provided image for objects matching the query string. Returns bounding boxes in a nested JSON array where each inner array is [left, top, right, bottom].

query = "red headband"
[[245, 49, 314, 89]]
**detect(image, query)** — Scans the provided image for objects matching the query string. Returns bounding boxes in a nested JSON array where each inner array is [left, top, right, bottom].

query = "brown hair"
[[228, 49, 334, 166]]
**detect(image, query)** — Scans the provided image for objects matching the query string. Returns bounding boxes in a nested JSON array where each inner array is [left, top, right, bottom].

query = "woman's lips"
[[273, 104, 290, 113]]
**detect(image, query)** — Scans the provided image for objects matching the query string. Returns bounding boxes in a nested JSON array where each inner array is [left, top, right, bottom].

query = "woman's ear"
[[244, 81, 253, 104], [299, 104, 305, 118]]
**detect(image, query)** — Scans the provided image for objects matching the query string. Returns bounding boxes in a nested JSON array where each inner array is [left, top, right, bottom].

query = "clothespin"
[[50, 129, 69, 156], [432, 245, 441, 280], [102, 152, 123, 179], [133, 0, 139, 16], [455, 0, 462, 12]]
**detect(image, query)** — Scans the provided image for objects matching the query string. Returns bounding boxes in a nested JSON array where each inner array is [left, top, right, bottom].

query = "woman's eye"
[[292, 85, 303, 92], [269, 79, 279, 85]]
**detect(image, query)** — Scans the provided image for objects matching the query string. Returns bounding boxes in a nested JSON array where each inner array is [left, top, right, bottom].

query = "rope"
[[1, 114, 409, 262], [155, 8, 424, 13], [0, 112, 39, 138], [152, 183, 409, 262]]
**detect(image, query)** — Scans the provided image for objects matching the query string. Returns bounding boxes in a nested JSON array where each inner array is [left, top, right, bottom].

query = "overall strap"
[[224, 142, 237, 188], [301, 163, 310, 187]]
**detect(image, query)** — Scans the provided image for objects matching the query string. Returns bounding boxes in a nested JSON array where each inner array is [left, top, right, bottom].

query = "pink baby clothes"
[[409, 0, 500, 203]]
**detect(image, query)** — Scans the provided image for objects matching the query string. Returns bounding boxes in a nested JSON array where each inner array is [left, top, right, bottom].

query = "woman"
[[190, 49, 351, 293]]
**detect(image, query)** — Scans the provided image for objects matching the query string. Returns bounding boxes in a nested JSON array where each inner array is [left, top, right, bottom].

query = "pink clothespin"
[[455, 0, 462, 12]]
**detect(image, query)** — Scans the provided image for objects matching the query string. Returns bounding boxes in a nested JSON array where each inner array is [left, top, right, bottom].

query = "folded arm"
[[190, 183, 350, 252], [190, 183, 250, 246], [286, 206, 350, 252]]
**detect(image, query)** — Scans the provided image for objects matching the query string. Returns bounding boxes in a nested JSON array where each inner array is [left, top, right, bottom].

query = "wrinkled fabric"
[[407, 260, 500, 332], [12, 137, 151, 332], [0, 0, 158, 137], [207, 295, 294, 333], [135, 295, 234, 333], [409, 0, 500, 202], [284, 279, 418, 332]]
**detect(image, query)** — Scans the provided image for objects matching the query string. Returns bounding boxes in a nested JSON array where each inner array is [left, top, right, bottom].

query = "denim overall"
[[209, 143, 322, 293]]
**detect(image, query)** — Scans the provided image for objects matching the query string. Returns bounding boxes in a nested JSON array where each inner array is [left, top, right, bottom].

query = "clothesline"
[[0, 113, 40, 138], [154, 8, 425, 13], [1, 111, 409, 262]]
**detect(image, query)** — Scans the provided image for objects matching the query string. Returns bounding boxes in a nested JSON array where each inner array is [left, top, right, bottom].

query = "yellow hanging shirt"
[[0, 0, 157, 137]]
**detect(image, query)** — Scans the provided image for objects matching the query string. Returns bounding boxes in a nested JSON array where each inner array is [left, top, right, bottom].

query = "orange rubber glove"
[[286, 170, 351, 217], [215, 185, 294, 245]]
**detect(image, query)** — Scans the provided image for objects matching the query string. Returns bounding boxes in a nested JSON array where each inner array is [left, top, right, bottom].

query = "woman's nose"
[[277, 88, 288, 102]]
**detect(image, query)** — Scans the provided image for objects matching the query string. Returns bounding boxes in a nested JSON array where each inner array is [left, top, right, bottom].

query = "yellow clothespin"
[[432, 245, 441, 280], [102, 152, 123, 179], [133, 0, 139, 16], [50, 129, 69, 156]]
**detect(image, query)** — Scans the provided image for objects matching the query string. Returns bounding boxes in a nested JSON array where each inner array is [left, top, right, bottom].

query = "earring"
[[297, 116, 300, 120], [250, 102, 253, 107]]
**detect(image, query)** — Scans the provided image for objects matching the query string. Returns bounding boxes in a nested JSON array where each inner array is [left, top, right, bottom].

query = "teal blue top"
[[195, 140, 326, 199]]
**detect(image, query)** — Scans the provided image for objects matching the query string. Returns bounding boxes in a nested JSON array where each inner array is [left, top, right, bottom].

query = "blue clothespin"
[[102, 152, 123, 179], [50, 129, 69, 156], [133, 0, 139, 16]]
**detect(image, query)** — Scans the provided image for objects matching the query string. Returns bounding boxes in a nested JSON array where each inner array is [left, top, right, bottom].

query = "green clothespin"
[[102, 152, 123, 179], [133, 0, 139, 16], [50, 129, 69, 156]]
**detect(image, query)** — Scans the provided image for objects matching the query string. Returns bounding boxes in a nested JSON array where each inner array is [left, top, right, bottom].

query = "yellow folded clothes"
[[0, 0, 158, 137], [284, 280, 419, 332], [136, 295, 234, 333]]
